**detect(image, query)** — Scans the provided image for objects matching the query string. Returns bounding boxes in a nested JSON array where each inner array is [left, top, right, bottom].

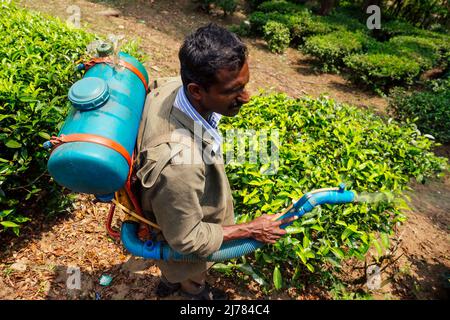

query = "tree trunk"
[[318, 0, 336, 16], [362, 0, 382, 13]]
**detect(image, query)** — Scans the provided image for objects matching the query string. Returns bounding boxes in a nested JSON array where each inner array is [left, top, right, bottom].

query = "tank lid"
[[68, 77, 110, 111], [96, 42, 113, 57]]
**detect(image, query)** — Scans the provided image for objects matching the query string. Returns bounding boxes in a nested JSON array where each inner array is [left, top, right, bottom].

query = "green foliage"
[[303, 31, 370, 71], [263, 21, 291, 53], [247, 0, 267, 10], [257, 0, 303, 14], [375, 20, 418, 41], [121, 39, 148, 63], [249, 5, 366, 40], [229, 21, 251, 37], [289, 13, 336, 40], [0, 3, 94, 234], [343, 53, 421, 91], [217, 0, 237, 16], [243, 2, 449, 94], [321, 12, 365, 32], [330, 281, 373, 300], [220, 93, 447, 289], [384, 0, 449, 30], [0, 2, 145, 235], [197, 0, 237, 16], [249, 11, 291, 34], [388, 79, 450, 143], [368, 36, 442, 71]]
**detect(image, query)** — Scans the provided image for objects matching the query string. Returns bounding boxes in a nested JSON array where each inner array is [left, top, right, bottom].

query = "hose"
[[120, 184, 356, 262]]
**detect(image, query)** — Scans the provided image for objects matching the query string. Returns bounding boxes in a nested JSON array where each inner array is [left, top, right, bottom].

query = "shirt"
[[173, 86, 222, 153]]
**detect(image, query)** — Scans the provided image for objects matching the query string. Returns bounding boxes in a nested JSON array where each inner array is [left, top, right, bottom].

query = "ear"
[[186, 83, 204, 102]]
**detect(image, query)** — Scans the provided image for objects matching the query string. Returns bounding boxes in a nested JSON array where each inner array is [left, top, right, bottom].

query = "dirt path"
[[0, 0, 448, 300], [19, 0, 387, 111]]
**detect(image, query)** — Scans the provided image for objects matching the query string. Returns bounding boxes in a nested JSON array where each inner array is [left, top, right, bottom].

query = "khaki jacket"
[[135, 77, 235, 283]]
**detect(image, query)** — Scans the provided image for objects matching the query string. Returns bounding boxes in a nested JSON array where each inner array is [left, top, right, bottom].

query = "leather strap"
[[51, 134, 132, 167], [117, 60, 149, 93], [84, 57, 148, 92]]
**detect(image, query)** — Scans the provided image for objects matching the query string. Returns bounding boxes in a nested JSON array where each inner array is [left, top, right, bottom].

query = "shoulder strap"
[[136, 133, 194, 189], [138, 143, 184, 189]]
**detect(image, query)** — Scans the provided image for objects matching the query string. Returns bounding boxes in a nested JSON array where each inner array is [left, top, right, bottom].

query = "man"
[[135, 23, 297, 300]]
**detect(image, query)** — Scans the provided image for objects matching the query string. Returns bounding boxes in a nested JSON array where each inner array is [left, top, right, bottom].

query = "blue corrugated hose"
[[121, 184, 356, 262]]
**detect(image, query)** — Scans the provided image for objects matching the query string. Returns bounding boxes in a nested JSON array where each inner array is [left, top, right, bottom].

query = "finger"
[[282, 215, 299, 224], [272, 229, 287, 236], [270, 212, 285, 221], [275, 215, 299, 226], [268, 225, 287, 234]]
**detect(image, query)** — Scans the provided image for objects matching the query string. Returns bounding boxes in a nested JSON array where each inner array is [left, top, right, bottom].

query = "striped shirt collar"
[[173, 86, 222, 153]]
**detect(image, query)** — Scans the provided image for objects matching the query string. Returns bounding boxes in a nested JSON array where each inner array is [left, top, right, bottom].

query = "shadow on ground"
[[46, 256, 160, 300], [391, 257, 450, 300], [0, 199, 75, 262]]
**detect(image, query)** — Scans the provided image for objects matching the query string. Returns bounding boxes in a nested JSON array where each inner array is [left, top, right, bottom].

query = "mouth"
[[230, 102, 243, 110]]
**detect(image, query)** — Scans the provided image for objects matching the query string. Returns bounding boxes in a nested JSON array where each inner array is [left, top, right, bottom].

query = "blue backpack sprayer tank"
[[44, 42, 357, 263]]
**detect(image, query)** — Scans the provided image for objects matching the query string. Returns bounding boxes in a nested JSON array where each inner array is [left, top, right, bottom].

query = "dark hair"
[[179, 23, 248, 90]]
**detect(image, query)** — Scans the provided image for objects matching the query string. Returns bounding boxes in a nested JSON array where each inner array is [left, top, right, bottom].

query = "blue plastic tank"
[[47, 51, 149, 199]]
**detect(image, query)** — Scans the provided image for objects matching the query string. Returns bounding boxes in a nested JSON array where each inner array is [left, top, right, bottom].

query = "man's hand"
[[246, 212, 298, 244], [222, 213, 299, 243]]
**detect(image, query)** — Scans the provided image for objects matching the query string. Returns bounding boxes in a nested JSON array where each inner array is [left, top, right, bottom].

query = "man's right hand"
[[222, 212, 299, 244]]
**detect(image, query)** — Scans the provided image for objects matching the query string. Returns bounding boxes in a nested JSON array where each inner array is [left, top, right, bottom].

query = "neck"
[[184, 87, 211, 120]]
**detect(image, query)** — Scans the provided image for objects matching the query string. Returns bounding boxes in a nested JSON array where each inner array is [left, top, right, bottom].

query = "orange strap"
[[51, 134, 132, 167], [84, 57, 149, 92]]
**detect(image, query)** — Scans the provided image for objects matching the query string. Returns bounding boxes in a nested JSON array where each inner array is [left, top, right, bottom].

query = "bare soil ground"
[[1, 0, 448, 300]]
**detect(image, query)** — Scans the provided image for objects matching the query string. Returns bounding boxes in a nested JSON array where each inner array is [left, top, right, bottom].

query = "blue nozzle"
[[76, 63, 85, 71], [43, 141, 53, 150], [95, 193, 114, 202], [278, 183, 356, 228]]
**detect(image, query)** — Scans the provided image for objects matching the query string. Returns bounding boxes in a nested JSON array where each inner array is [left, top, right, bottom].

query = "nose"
[[237, 90, 250, 104]]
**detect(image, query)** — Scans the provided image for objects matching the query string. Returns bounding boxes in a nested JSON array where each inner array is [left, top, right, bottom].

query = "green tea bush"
[[343, 53, 421, 91], [249, 7, 364, 42], [290, 13, 336, 39], [386, 36, 441, 70], [0, 3, 145, 235], [375, 20, 418, 41], [216, 0, 237, 16], [248, 11, 291, 34], [388, 79, 450, 143], [229, 21, 252, 37], [257, 0, 303, 14], [248, 10, 334, 40], [364, 37, 442, 71], [0, 4, 93, 235], [247, 0, 267, 10], [324, 13, 365, 30], [220, 93, 447, 288], [241, 1, 449, 95], [263, 21, 291, 53], [303, 31, 370, 71], [197, 0, 237, 16]]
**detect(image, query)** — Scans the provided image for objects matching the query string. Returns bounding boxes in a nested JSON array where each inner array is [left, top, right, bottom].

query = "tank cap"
[[68, 77, 110, 111], [97, 42, 113, 57]]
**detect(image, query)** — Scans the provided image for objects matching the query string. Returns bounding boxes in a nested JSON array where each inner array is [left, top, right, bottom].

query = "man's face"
[[199, 61, 250, 117]]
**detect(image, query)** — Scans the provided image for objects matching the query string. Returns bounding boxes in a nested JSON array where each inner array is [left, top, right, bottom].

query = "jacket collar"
[[168, 87, 219, 151]]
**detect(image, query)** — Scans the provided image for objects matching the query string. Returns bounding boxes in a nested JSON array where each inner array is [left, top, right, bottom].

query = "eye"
[[232, 85, 245, 94]]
